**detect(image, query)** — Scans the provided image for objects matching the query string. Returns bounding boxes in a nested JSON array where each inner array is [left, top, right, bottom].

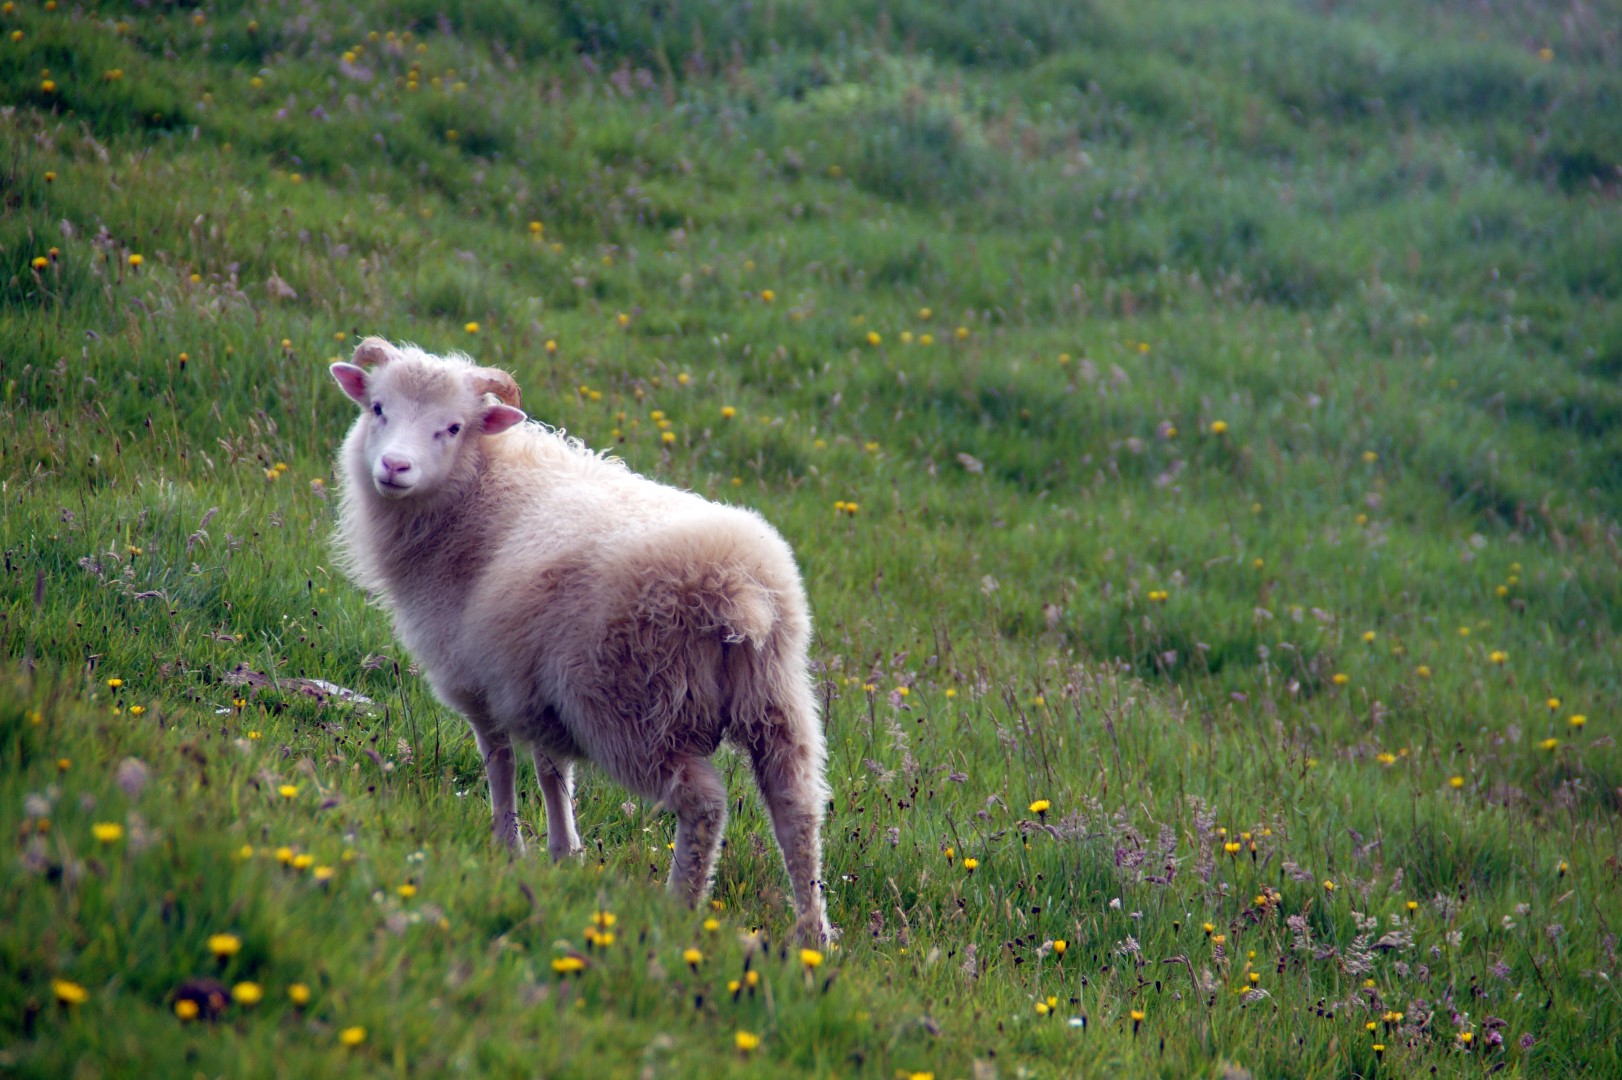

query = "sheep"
[[328, 337, 832, 943]]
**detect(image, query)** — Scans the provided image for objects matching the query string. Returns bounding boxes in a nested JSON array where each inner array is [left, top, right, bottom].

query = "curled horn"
[[352, 336, 395, 369], [471, 367, 521, 407]]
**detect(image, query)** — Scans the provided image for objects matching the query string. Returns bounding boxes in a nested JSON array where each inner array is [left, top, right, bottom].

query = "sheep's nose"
[[380, 454, 412, 478]]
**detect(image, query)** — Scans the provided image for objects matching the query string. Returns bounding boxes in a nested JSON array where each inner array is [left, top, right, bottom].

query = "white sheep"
[[329, 337, 832, 943]]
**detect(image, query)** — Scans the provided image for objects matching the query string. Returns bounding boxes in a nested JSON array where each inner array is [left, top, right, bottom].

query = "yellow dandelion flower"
[[1540, 737, 1559, 751], [1568, 714, 1586, 728], [232, 982, 263, 1006], [1448, 776, 1465, 789], [1415, 665, 1432, 679], [175, 998, 199, 1020], [1489, 650, 1508, 665], [30, 255, 48, 271], [463, 321, 480, 334], [289, 983, 311, 1005], [1210, 420, 1228, 435], [962, 857, 979, 873], [92, 821, 125, 844], [760, 289, 775, 303], [865, 331, 882, 347], [397, 883, 417, 898], [703, 917, 720, 932], [954, 326, 970, 340], [53, 979, 89, 1005], [799, 948, 824, 969], [208, 933, 242, 958], [340, 1025, 367, 1047], [1052, 939, 1067, 956], [1323, 880, 1336, 892], [735, 1031, 761, 1052], [551, 956, 586, 975], [278, 784, 298, 800], [1028, 799, 1051, 815], [128, 254, 143, 268], [1332, 673, 1349, 686], [682, 947, 703, 968]]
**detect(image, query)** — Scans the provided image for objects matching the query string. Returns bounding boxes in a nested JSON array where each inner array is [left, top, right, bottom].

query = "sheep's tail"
[[708, 568, 777, 647]]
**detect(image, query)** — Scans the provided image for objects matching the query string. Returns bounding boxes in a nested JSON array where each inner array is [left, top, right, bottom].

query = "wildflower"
[[1035, 1000, 1051, 1016], [397, 883, 417, 898], [1540, 738, 1559, 751], [1362, 451, 1378, 463], [919, 333, 934, 346], [1224, 841, 1242, 855], [92, 822, 125, 844], [944, 846, 955, 864], [963, 857, 979, 874], [1202, 922, 1215, 936], [683, 948, 703, 970], [41, 78, 57, 93], [1489, 650, 1508, 665], [1323, 880, 1336, 893], [1129, 1008, 1145, 1034], [1448, 776, 1465, 789], [944, 688, 957, 698], [1415, 665, 1432, 679], [735, 1031, 761, 1052], [551, 956, 586, 975], [720, 406, 736, 420], [917, 307, 932, 320], [175, 998, 199, 1020], [955, 326, 970, 340], [1210, 420, 1228, 435], [616, 313, 630, 327], [1568, 714, 1586, 729], [1373, 1044, 1385, 1057], [232, 982, 263, 1006], [31, 255, 48, 271], [1406, 900, 1419, 913], [800, 948, 823, 969], [1052, 939, 1067, 957], [703, 918, 720, 932], [464, 321, 480, 334], [1029, 799, 1050, 817], [53, 979, 89, 1006], [107, 678, 124, 690], [289, 984, 311, 1005], [1546, 697, 1561, 711], [1558, 860, 1568, 877], [208, 933, 243, 958], [1457, 1031, 1473, 1046], [1332, 673, 1349, 686], [129, 705, 145, 717], [865, 331, 882, 347], [278, 784, 298, 799], [128, 254, 143, 268], [340, 1026, 367, 1047], [760, 289, 775, 303]]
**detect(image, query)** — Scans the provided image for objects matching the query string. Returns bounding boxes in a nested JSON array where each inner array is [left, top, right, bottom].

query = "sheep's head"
[[330, 337, 527, 500]]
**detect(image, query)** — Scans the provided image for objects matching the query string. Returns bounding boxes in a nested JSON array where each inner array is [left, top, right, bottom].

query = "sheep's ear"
[[352, 336, 394, 369], [330, 362, 370, 405], [480, 403, 526, 435]]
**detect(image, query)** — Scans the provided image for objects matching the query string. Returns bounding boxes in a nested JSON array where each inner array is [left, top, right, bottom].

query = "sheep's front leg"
[[531, 749, 583, 861], [473, 726, 523, 854], [662, 756, 728, 906]]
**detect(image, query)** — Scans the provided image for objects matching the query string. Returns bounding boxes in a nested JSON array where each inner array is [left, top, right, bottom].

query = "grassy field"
[[3, 0, 1621, 1075]]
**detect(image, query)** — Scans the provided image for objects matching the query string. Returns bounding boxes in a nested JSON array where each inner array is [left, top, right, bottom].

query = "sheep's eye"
[[447, 423, 461, 436], [372, 402, 383, 418]]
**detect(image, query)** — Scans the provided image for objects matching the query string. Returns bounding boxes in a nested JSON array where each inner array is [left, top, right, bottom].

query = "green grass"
[[3, 0, 1620, 1076]]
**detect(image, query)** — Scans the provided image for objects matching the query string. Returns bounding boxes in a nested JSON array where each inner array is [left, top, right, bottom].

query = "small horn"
[[352, 336, 394, 369], [471, 367, 521, 406]]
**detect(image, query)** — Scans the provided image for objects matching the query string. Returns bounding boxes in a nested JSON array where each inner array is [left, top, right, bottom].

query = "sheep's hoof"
[[795, 914, 839, 947]]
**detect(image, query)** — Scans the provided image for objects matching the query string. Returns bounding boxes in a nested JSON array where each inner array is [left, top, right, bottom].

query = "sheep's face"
[[331, 339, 525, 501]]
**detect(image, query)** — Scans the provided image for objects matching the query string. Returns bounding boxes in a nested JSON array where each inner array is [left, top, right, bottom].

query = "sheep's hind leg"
[[661, 755, 728, 906], [474, 726, 523, 854], [532, 749, 583, 861], [748, 735, 833, 946]]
